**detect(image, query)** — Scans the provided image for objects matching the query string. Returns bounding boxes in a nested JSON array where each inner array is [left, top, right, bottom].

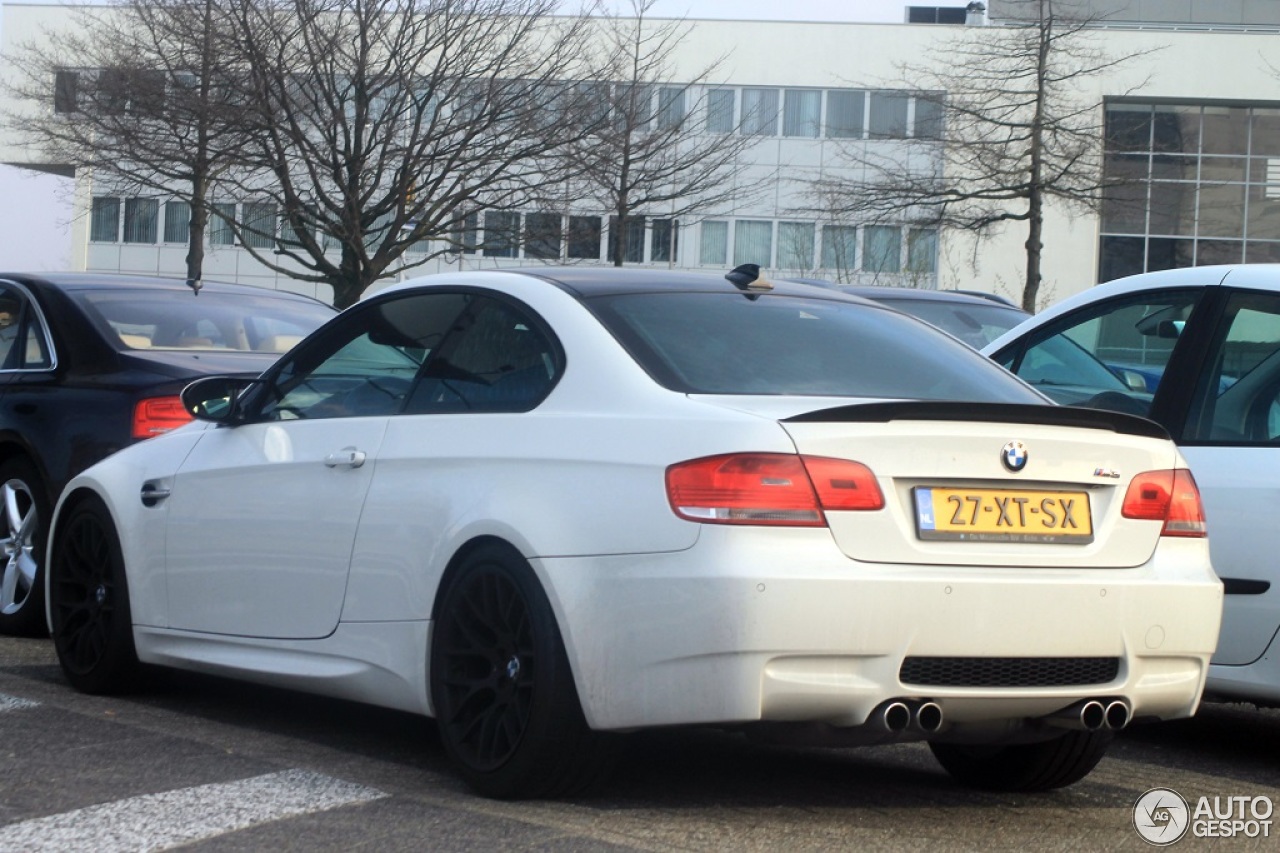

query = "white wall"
[[0, 164, 72, 270]]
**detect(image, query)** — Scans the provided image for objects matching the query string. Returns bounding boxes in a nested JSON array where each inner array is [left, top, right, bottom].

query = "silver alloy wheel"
[[0, 477, 38, 616]]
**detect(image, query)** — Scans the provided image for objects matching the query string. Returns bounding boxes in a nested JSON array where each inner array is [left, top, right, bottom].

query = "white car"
[[985, 264, 1280, 708], [47, 266, 1221, 799]]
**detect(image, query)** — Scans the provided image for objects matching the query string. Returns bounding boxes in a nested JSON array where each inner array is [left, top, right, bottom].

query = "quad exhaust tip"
[[880, 701, 912, 732], [1105, 700, 1131, 730], [914, 701, 944, 733], [1045, 699, 1130, 731], [875, 699, 944, 734]]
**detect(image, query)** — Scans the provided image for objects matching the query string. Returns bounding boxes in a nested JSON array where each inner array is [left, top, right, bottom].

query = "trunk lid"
[[720, 399, 1180, 568]]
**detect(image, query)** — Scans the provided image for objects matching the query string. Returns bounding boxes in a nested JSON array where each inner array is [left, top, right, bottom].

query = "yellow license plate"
[[914, 487, 1093, 544]]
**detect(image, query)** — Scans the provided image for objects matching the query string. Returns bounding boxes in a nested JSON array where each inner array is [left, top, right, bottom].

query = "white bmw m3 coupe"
[[45, 266, 1222, 799]]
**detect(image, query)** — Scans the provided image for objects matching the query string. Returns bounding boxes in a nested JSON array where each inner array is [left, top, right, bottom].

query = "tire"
[[48, 496, 141, 695], [929, 730, 1114, 792], [0, 457, 51, 637], [430, 543, 617, 799]]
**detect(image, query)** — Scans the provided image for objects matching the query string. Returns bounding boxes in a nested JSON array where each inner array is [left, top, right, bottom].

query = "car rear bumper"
[[536, 527, 1222, 733]]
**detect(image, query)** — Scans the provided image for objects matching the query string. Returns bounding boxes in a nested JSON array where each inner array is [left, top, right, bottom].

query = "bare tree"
[[5, 0, 248, 283], [809, 0, 1152, 311], [215, 0, 598, 308], [559, 0, 761, 267]]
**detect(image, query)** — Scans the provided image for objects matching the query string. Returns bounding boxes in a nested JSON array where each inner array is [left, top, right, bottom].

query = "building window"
[[869, 91, 909, 139], [777, 222, 815, 270], [914, 96, 944, 140], [656, 87, 686, 130], [483, 211, 520, 258], [451, 211, 479, 254], [651, 218, 679, 263], [567, 215, 601, 260], [123, 198, 159, 244], [54, 70, 78, 114], [734, 220, 773, 266], [616, 83, 653, 132], [783, 90, 821, 138], [863, 225, 902, 272], [608, 216, 646, 263], [706, 89, 735, 134], [821, 224, 857, 272], [825, 90, 864, 139], [210, 202, 236, 246], [1100, 100, 1277, 281], [90, 197, 120, 242], [906, 228, 938, 274], [524, 212, 562, 259], [700, 220, 728, 265], [163, 200, 191, 244], [242, 201, 278, 249], [740, 89, 778, 136], [907, 6, 968, 24]]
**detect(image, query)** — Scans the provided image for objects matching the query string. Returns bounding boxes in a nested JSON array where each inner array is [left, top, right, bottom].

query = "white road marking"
[[0, 692, 38, 712], [0, 769, 387, 852]]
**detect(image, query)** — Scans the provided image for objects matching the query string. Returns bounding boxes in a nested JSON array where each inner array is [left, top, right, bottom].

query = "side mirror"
[[181, 375, 261, 424]]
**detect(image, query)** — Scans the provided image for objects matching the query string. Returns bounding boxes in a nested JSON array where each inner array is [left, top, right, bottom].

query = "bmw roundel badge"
[[1001, 440, 1028, 472]]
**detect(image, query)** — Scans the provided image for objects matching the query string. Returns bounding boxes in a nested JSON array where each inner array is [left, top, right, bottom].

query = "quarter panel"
[[341, 405, 793, 622]]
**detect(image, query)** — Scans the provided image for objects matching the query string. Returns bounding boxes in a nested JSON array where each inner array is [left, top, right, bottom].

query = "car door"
[[1176, 289, 1280, 666], [162, 293, 455, 639]]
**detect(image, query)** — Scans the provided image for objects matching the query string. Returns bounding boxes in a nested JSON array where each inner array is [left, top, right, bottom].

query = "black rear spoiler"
[[784, 401, 1169, 440]]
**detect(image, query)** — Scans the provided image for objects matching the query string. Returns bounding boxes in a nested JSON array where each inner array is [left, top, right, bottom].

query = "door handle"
[[324, 447, 367, 469], [140, 481, 171, 507]]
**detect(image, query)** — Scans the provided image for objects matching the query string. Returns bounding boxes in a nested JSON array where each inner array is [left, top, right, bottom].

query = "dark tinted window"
[[263, 290, 561, 419], [589, 292, 1042, 402], [405, 295, 559, 413], [263, 292, 468, 420]]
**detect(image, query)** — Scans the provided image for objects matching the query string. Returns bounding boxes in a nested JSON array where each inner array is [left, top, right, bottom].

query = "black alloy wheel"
[[49, 497, 141, 694], [430, 543, 617, 799], [0, 457, 50, 637]]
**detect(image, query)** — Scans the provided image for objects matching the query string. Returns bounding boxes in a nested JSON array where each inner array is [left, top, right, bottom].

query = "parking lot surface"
[[1, 636, 1277, 851]]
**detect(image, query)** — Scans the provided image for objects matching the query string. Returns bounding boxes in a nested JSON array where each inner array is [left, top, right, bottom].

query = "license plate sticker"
[[914, 487, 1093, 544]]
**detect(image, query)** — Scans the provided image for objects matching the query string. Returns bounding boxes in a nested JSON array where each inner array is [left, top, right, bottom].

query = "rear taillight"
[[665, 453, 884, 526], [1121, 468, 1207, 537], [132, 395, 193, 439]]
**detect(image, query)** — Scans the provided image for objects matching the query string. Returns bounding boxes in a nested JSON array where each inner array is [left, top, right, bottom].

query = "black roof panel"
[[510, 266, 872, 301]]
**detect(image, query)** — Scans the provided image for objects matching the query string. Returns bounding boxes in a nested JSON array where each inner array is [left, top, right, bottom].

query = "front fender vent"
[[899, 656, 1121, 687]]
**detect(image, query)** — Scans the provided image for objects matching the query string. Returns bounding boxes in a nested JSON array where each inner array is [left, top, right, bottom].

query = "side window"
[[1004, 290, 1201, 417], [1184, 293, 1280, 443], [404, 296, 559, 413], [260, 292, 469, 420], [0, 286, 53, 371]]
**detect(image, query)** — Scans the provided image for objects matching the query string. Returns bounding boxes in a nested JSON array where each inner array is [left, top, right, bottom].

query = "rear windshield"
[[588, 292, 1044, 402], [875, 298, 1028, 349], [72, 289, 335, 353]]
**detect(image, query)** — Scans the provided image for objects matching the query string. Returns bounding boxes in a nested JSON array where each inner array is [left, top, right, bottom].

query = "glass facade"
[[1100, 101, 1280, 282]]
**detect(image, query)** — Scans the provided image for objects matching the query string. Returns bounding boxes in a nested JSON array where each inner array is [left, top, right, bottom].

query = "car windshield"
[[72, 288, 335, 353], [873, 298, 1029, 348], [588, 291, 1045, 402]]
